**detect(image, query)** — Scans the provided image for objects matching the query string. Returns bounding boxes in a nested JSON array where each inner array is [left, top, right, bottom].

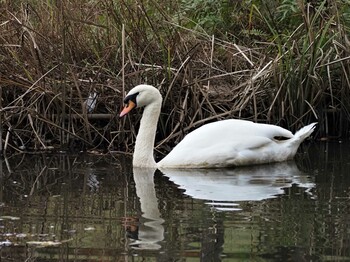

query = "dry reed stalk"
[[163, 56, 191, 103], [29, 166, 47, 196], [0, 84, 2, 155], [28, 114, 46, 150], [122, 23, 125, 100], [60, 1, 67, 148], [31, 114, 94, 146], [156, 88, 190, 149], [4, 127, 11, 154], [207, 34, 215, 90], [70, 69, 92, 143], [1, 0, 349, 154]]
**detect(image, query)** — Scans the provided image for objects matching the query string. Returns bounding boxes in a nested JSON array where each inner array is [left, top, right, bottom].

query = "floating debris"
[[84, 227, 96, 231], [0, 240, 12, 247], [84, 92, 98, 113], [0, 216, 20, 221], [87, 173, 99, 192], [26, 241, 61, 247]]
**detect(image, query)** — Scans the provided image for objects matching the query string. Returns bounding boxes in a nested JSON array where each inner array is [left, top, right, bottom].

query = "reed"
[[0, 0, 349, 154]]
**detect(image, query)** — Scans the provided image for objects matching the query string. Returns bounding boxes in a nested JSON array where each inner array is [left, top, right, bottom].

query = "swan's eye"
[[124, 92, 139, 106]]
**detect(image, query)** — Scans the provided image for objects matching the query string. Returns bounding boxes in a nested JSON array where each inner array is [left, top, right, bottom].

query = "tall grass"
[[260, 0, 350, 136], [0, 0, 349, 155]]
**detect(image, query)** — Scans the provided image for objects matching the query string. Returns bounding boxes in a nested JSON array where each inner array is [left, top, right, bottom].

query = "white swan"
[[120, 84, 316, 168]]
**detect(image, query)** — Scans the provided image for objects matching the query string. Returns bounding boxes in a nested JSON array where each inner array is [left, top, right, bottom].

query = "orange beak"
[[120, 101, 136, 117]]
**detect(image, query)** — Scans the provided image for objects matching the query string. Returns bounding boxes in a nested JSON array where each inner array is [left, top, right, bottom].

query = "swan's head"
[[120, 85, 162, 117]]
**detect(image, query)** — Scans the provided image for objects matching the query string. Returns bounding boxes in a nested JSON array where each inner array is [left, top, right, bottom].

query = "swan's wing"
[[180, 120, 293, 146], [214, 119, 293, 139], [159, 135, 273, 168], [158, 119, 295, 168], [168, 119, 292, 150]]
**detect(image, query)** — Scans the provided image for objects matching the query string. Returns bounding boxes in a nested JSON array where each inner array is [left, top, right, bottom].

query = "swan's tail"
[[294, 122, 317, 142]]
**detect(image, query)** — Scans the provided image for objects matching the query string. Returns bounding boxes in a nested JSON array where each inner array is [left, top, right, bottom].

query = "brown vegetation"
[[0, 0, 349, 155]]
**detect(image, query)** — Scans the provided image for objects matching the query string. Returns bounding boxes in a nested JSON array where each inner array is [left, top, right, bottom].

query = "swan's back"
[[179, 119, 292, 146], [158, 119, 314, 168]]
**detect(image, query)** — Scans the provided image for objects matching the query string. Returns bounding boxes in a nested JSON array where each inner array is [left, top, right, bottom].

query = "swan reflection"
[[160, 161, 314, 211], [130, 167, 164, 250], [129, 161, 314, 249]]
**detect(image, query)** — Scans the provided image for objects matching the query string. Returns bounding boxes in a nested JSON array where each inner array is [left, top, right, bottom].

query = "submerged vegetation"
[[0, 0, 349, 154]]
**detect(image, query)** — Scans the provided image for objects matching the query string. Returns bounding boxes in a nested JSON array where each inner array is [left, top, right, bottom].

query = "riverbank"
[[0, 1, 349, 153]]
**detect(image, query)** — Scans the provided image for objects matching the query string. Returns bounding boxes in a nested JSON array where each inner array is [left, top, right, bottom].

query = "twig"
[[207, 34, 215, 89], [304, 100, 319, 119], [7, 64, 60, 107], [122, 23, 125, 99], [30, 166, 47, 196], [4, 127, 11, 155], [28, 114, 46, 149], [234, 43, 254, 67], [163, 56, 193, 103]]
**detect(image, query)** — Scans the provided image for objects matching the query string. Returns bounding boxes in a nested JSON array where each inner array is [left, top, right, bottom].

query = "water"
[[0, 142, 349, 261]]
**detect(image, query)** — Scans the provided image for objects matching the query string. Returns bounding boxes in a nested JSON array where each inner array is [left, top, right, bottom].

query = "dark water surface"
[[0, 142, 349, 261]]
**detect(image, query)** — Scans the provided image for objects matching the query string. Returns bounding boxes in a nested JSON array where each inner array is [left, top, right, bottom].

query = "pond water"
[[0, 142, 349, 261]]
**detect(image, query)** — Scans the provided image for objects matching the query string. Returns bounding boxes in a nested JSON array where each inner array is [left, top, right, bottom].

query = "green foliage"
[[178, 0, 249, 36], [277, 0, 301, 25]]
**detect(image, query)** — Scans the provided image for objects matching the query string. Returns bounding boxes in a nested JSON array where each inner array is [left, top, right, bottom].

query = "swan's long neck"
[[133, 101, 161, 168]]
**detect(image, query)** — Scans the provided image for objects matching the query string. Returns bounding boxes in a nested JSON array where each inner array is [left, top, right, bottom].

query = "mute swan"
[[120, 84, 316, 168]]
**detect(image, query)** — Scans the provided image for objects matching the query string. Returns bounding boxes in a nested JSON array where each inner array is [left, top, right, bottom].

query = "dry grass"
[[0, 0, 349, 155]]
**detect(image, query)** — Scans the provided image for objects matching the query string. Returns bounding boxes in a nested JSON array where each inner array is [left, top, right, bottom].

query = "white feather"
[[122, 85, 316, 168]]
